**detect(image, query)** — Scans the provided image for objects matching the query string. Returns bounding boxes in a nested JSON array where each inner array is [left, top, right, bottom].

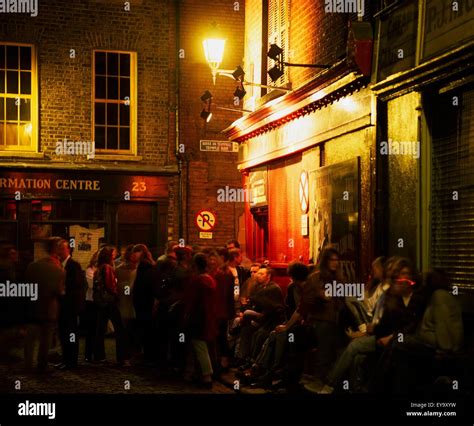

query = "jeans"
[[95, 303, 125, 363], [327, 335, 376, 387]]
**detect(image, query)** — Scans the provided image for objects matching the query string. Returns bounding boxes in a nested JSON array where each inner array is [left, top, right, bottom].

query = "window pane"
[[0, 98, 4, 120], [6, 46, 18, 69], [107, 127, 118, 149], [20, 47, 31, 70], [107, 77, 118, 99], [20, 99, 30, 121], [95, 102, 105, 125], [107, 53, 118, 76], [120, 104, 129, 125], [19, 123, 31, 146], [0, 124, 3, 145], [0, 46, 5, 69], [0, 70, 4, 93], [95, 52, 106, 74], [6, 98, 17, 120], [95, 126, 105, 149], [95, 76, 106, 99], [7, 71, 18, 93], [107, 103, 118, 125], [20, 71, 31, 94], [120, 77, 130, 99], [119, 127, 130, 150], [6, 123, 18, 145], [120, 54, 130, 76]]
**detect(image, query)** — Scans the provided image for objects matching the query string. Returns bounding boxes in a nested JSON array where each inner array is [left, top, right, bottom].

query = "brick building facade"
[[0, 0, 246, 266]]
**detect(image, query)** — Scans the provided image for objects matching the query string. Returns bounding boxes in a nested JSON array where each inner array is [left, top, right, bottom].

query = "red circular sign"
[[195, 210, 217, 231]]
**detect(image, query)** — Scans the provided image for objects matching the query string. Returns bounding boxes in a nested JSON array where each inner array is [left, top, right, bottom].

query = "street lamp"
[[202, 38, 226, 84], [203, 38, 291, 92]]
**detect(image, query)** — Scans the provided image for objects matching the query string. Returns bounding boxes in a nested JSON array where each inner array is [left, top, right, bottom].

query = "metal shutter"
[[267, 0, 289, 87], [431, 87, 474, 292]]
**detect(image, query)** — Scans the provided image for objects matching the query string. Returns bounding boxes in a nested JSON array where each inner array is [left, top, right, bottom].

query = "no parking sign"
[[195, 210, 217, 233]]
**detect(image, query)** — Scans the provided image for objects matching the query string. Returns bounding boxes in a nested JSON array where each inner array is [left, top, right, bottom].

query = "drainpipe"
[[175, 0, 183, 240]]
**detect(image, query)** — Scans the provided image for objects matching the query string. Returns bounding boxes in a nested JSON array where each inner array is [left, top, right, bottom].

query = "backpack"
[[93, 266, 116, 307]]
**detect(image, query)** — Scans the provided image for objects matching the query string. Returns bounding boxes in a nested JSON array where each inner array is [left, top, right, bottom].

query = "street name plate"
[[200, 140, 238, 153]]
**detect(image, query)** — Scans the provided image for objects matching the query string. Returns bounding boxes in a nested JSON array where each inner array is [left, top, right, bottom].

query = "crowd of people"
[[0, 238, 468, 393]]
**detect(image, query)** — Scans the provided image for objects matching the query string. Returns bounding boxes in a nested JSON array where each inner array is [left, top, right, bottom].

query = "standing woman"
[[93, 246, 125, 365], [115, 245, 138, 366], [132, 244, 156, 364], [83, 250, 98, 362], [183, 253, 217, 388]]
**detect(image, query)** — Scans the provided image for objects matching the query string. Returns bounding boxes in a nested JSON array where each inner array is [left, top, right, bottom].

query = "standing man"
[[227, 248, 250, 313], [24, 237, 65, 372], [57, 239, 86, 370]]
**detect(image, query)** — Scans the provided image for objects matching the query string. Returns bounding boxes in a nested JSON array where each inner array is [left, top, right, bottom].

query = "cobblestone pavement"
[[0, 337, 232, 395]]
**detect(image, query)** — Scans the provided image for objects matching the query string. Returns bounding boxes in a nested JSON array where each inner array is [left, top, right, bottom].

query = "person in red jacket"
[[183, 253, 217, 388]]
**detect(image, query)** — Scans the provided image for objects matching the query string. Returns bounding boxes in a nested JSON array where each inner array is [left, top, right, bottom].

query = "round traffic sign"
[[195, 210, 217, 231]]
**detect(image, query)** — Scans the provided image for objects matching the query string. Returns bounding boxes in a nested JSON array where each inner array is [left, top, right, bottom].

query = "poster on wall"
[[69, 225, 105, 270], [309, 158, 360, 282]]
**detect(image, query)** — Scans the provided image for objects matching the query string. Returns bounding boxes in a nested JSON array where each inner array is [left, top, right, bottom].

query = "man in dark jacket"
[[57, 239, 86, 370]]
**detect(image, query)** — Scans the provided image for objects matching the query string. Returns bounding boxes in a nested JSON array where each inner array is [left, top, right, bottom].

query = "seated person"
[[236, 266, 285, 372]]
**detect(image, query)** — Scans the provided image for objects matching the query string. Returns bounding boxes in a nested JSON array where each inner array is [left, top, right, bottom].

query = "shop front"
[[227, 62, 375, 286], [372, 0, 474, 301], [0, 168, 171, 269]]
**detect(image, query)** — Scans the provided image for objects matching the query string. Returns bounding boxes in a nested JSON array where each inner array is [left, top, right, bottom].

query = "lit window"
[[0, 43, 37, 151], [93, 50, 136, 153]]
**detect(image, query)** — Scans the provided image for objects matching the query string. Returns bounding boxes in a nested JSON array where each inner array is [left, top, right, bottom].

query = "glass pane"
[[6, 123, 18, 145], [95, 102, 105, 125], [20, 72, 31, 94], [6, 46, 18, 69], [95, 52, 106, 75], [120, 54, 130, 76], [107, 77, 118, 99], [6, 98, 18, 120], [107, 53, 119, 76], [20, 99, 30, 121], [7, 71, 18, 93], [0, 70, 4, 93], [0, 98, 4, 120], [19, 122, 31, 146], [107, 103, 118, 125], [120, 103, 129, 125], [107, 127, 118, 150], [0, 46, 5, 68], [120, 77, 130, 100], [0, 124, 3, 145], [95, 76, 106, 99], [95, 126, 105, 149], [20, 47, 31, 70], [119, 127, 130, 150]]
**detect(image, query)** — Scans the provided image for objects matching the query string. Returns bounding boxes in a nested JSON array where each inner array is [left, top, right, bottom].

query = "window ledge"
[[90, 154, 143, 161], [0, 151, 44, 159]]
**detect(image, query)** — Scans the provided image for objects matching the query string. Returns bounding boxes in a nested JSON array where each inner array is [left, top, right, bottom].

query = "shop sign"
[[248, 168, 268, 208], [0, 171, 169, 200], [422, 0, 474, 61], [376, 0, 418, 81]]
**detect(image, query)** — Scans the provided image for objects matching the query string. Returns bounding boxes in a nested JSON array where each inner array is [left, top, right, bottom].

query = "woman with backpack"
[[93, 246, 126, 366]]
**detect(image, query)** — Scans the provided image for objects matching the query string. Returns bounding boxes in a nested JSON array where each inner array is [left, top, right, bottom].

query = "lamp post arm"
[[283, 62, 331, 69], [215, 71, 291, 91]]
